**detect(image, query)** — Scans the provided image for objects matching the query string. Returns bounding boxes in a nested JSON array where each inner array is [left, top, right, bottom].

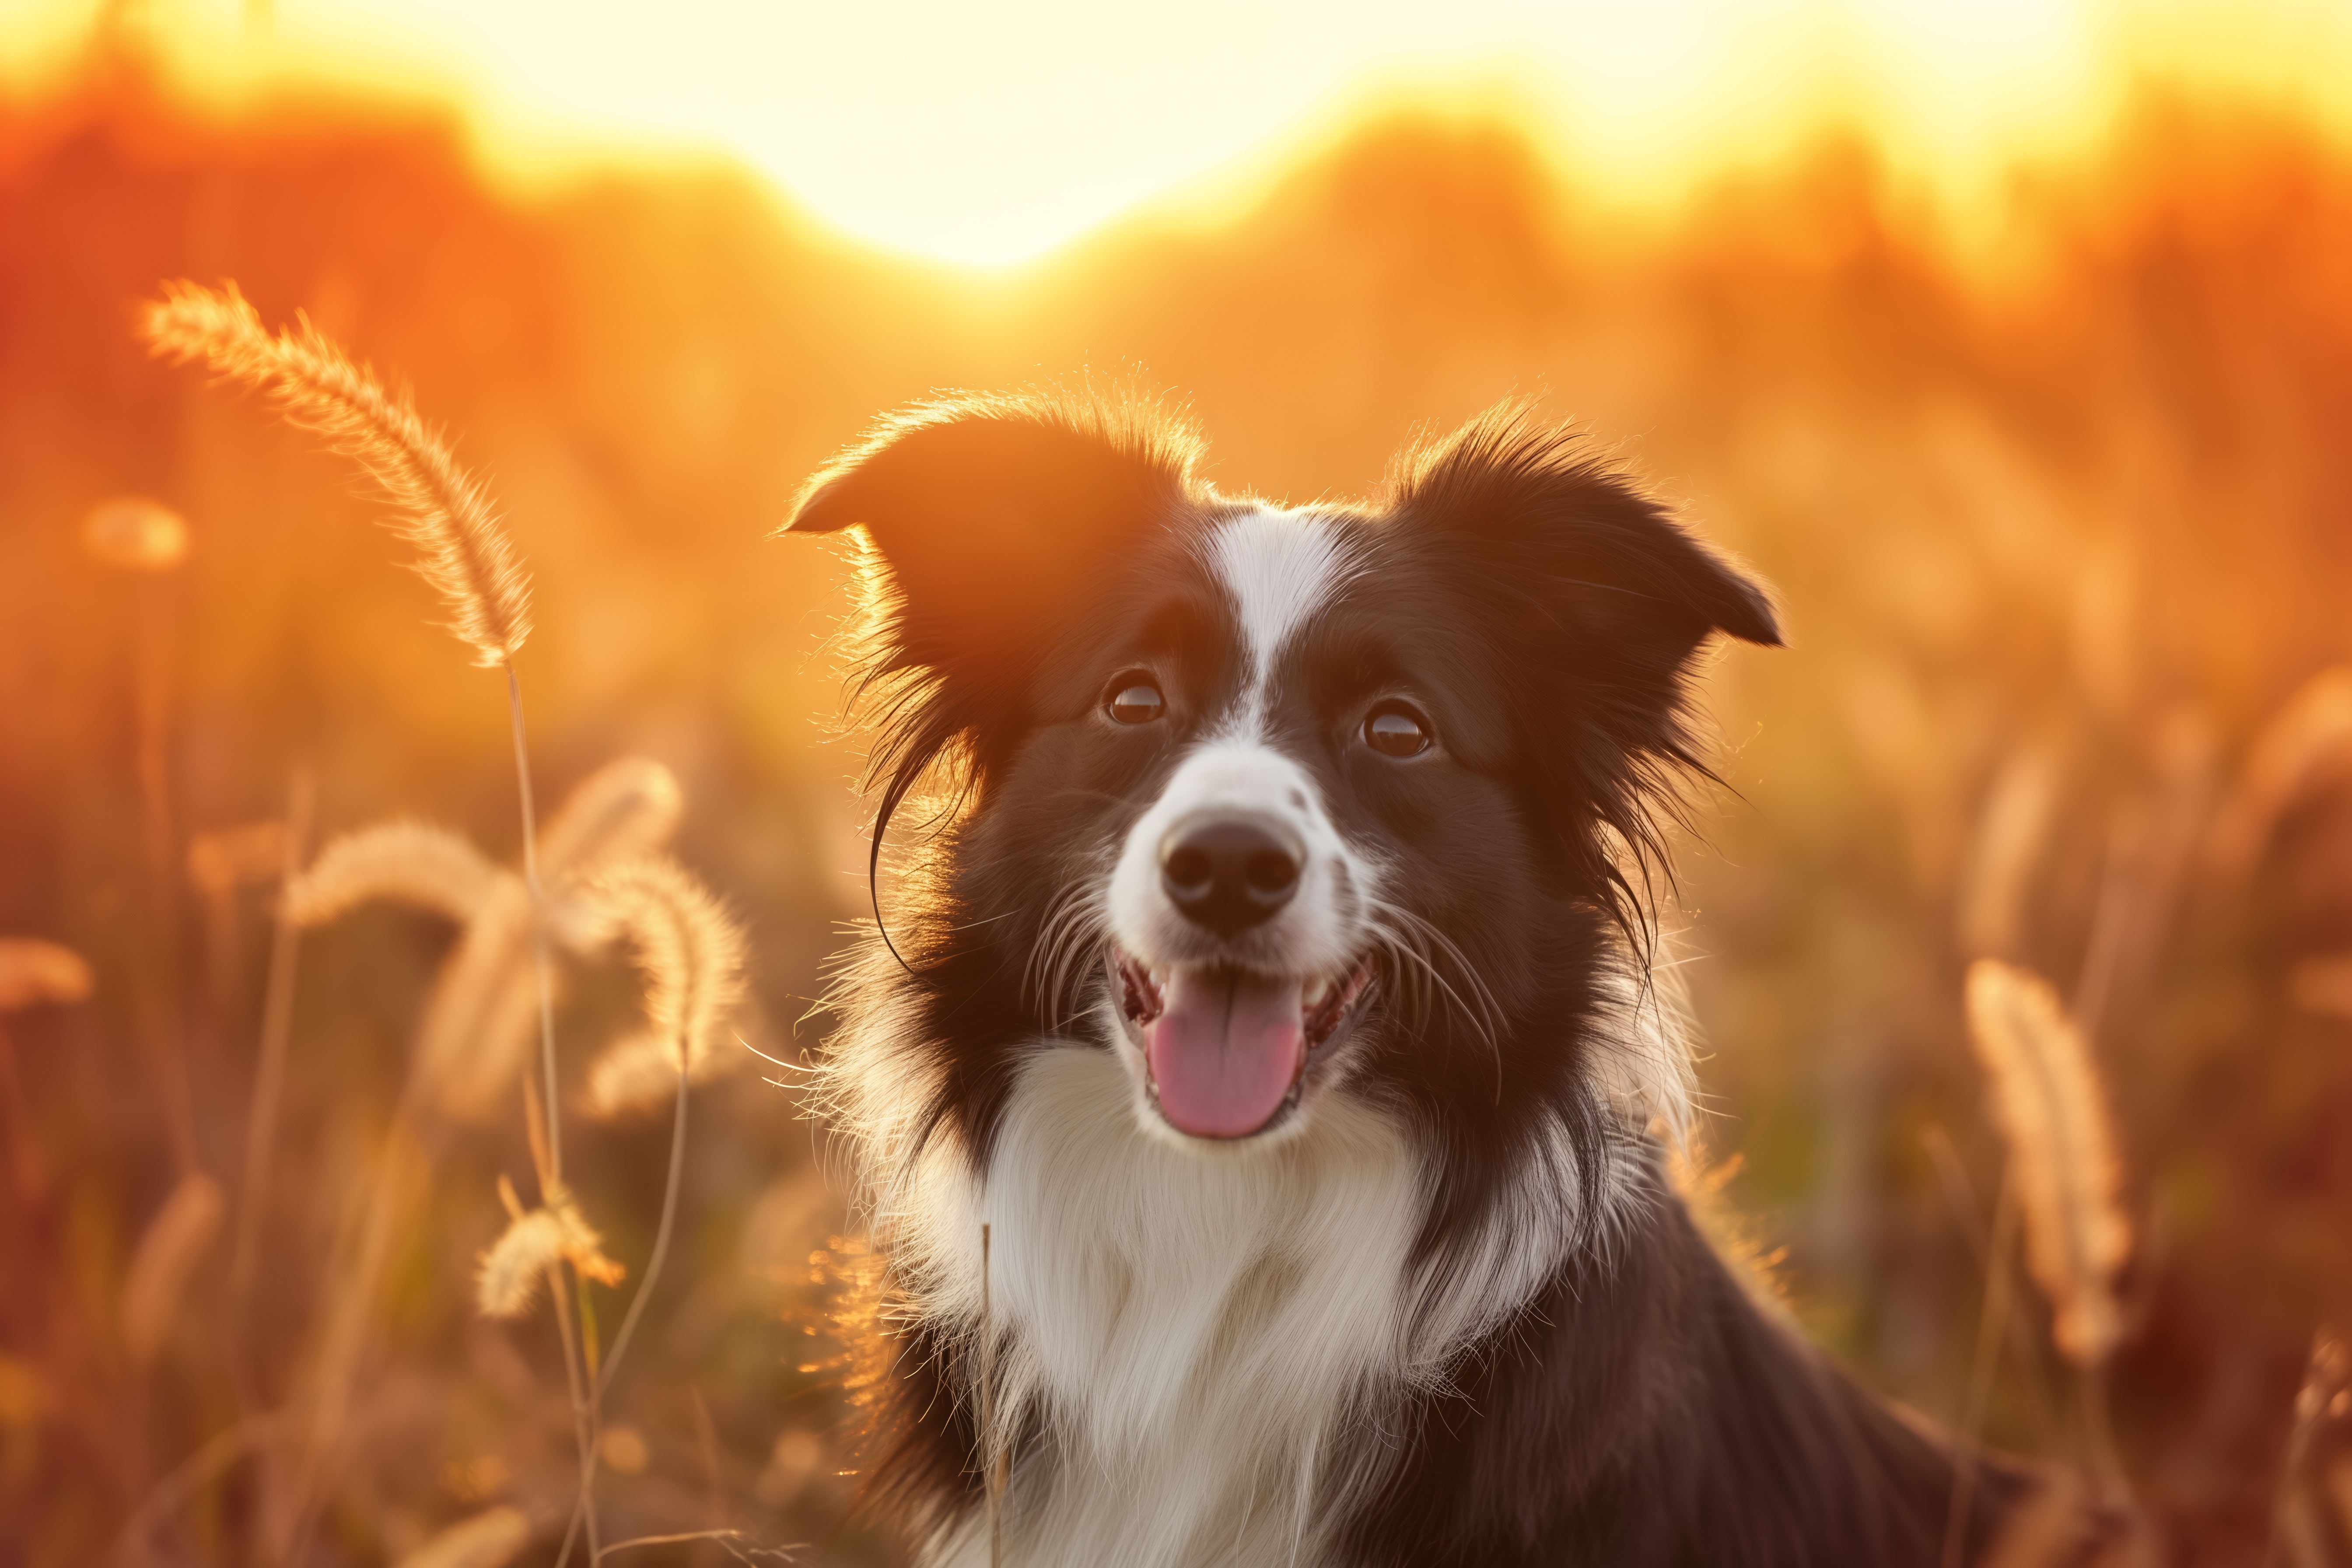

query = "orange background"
[[5, 16, 2352, 1566]]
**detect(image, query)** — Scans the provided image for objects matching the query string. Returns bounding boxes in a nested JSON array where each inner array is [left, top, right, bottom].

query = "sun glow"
[[8, 0, 2352, 263]]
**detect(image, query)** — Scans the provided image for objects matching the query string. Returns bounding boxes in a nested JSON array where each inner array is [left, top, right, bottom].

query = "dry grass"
[[478, 1174, 626, 1320], [1963, 960, 2132, 1370], [581, 856, 749, 1120], [9, 79, 2352, 1568], [118, 1169, 225, 1367], [70, 285, 779, 1568], [140, 281, 532, 670]]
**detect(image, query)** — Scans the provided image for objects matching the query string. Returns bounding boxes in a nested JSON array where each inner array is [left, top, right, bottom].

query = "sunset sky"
[[9, 0, 2352, 262]]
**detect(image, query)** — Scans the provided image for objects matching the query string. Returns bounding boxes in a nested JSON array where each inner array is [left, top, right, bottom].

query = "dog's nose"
[[1159, 816, 1303, 938]]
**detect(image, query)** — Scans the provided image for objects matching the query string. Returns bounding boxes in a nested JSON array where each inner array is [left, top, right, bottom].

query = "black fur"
[[788, 391, 2026, 1564], [1339, 1150, 2018, 1565]]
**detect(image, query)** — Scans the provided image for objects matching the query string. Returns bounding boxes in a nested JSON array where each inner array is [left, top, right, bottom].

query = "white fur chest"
[[840, 991, 1627, 1568], [906, 1045, 1431, 1568]]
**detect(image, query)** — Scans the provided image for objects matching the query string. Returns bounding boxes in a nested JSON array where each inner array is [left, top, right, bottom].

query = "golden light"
[[81, 497, 190, 572], [9, 0, 2351, 265]]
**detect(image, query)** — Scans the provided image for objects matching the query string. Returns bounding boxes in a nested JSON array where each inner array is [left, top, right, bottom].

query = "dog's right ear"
[[783, 397, 1197, 687]]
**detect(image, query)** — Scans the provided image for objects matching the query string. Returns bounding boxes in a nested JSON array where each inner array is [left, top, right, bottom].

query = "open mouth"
[[1111, 947, 1376, 1139]]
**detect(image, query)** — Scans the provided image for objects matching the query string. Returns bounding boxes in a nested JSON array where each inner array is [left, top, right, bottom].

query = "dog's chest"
[[914, 1046, 1431, 1568]]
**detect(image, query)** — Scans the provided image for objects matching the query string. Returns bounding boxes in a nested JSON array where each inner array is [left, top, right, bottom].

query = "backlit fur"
[[788, 391, 2025, 1565]]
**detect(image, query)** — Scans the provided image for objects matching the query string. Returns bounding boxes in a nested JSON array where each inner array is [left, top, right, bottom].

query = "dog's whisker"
[[1019, 880, 1096, 1012], [1365, 899, 1507, 1106], [1021, 875, 1113, 1032], [1365, 897, 1503, 1049]]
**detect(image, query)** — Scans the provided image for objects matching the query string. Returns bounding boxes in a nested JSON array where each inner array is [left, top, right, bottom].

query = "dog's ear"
[[1393, 404, 1781, 673], [784, 396, 1198, 685], [1390, 406, 1779, 876]]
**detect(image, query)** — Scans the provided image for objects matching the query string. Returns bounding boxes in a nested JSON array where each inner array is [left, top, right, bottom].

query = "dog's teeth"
[[1304, 978, 1331, 1007]]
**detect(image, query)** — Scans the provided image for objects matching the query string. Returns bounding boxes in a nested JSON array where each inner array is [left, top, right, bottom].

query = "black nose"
[[1159, 816, 1303, 938]]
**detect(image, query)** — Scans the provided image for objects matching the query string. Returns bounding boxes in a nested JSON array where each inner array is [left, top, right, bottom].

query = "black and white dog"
[[786, 394, 2020, 1566]]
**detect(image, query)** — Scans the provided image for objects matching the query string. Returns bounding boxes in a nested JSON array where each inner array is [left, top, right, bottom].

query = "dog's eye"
[[1364, 704, 1432, 758], [1107, 677, 1166, 724]]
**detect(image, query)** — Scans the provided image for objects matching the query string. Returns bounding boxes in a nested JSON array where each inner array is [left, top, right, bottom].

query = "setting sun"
[[11, 0, 2352, 263]]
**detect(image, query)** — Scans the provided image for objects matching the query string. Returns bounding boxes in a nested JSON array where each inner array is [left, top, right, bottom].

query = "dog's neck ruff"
[[822, 971, 1683, 1568]]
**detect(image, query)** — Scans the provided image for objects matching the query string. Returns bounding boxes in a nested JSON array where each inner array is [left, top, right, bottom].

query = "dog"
[[785, 393, 2025, 1566]]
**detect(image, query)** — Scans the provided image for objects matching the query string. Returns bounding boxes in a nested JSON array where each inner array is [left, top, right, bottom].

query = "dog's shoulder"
[[1335, 1166, 2031, 1566]]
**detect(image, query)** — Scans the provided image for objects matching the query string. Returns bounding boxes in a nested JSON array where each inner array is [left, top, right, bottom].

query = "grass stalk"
[[507, 659, 564, 1188], [522, 1075, 600, 1568], [498, 653, 606, 1566], [138, 281, 623, 1564], [1942, 1161, 2020, 1568], [230, 770, 313, 1308], [134, 586, 197, 1176], [556, 1058, 693, 1568], [276, 1102, 441, 1564], [551, 1258, 603, 1568], [593, 1528, 798, 1564], [595, 1063, 689, 1403], [112, 1411, 289, 1567]]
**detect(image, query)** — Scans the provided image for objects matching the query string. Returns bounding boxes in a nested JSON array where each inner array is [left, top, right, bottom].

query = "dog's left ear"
[[783, 396, 1197, 686], [1393, 406, 1782, 664]]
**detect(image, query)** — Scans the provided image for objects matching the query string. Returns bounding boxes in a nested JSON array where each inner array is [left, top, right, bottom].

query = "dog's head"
[[789, 392, 1778, 1162]]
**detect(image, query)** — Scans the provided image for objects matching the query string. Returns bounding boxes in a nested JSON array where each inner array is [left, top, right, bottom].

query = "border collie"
[[786, 394, 2021, 1566]]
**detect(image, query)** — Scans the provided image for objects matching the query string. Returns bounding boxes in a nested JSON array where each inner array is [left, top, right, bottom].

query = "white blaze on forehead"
[[1205, 508, 1350, 723]]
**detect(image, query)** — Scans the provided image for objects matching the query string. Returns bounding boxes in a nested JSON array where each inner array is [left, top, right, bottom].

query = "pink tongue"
[[1145, 968, 1306, 1138]]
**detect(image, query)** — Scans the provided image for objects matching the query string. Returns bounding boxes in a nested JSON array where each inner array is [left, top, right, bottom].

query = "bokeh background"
[[5, 2, 2352, 1564]]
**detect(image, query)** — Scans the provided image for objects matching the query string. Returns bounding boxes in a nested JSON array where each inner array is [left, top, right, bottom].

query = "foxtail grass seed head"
[[475, 1209, 567, 1320], [187, 821, 290, 900], [413, 886, 541, 1125], [82, 496, 189, 572], [2207, 665, 2352, 877], [580, 855, 747, 1118], [287, 821, 502, 928], [0, 939, 94, 1011], [538, 759, 684, 895], [140, 280, 532, 668], [120, 1170, 225, 1366], [287, 761, 685, 1122], [584, 1034, 696, 1119], [1964, 959, 2132, 1366], [1956, 745, 2059, 960], [389, 1505, 533, 1568], [475, 1183, 624, 1320]]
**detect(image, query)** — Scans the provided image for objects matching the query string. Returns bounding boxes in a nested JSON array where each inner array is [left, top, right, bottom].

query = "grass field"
[[5, 37, 2352, 1568]]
